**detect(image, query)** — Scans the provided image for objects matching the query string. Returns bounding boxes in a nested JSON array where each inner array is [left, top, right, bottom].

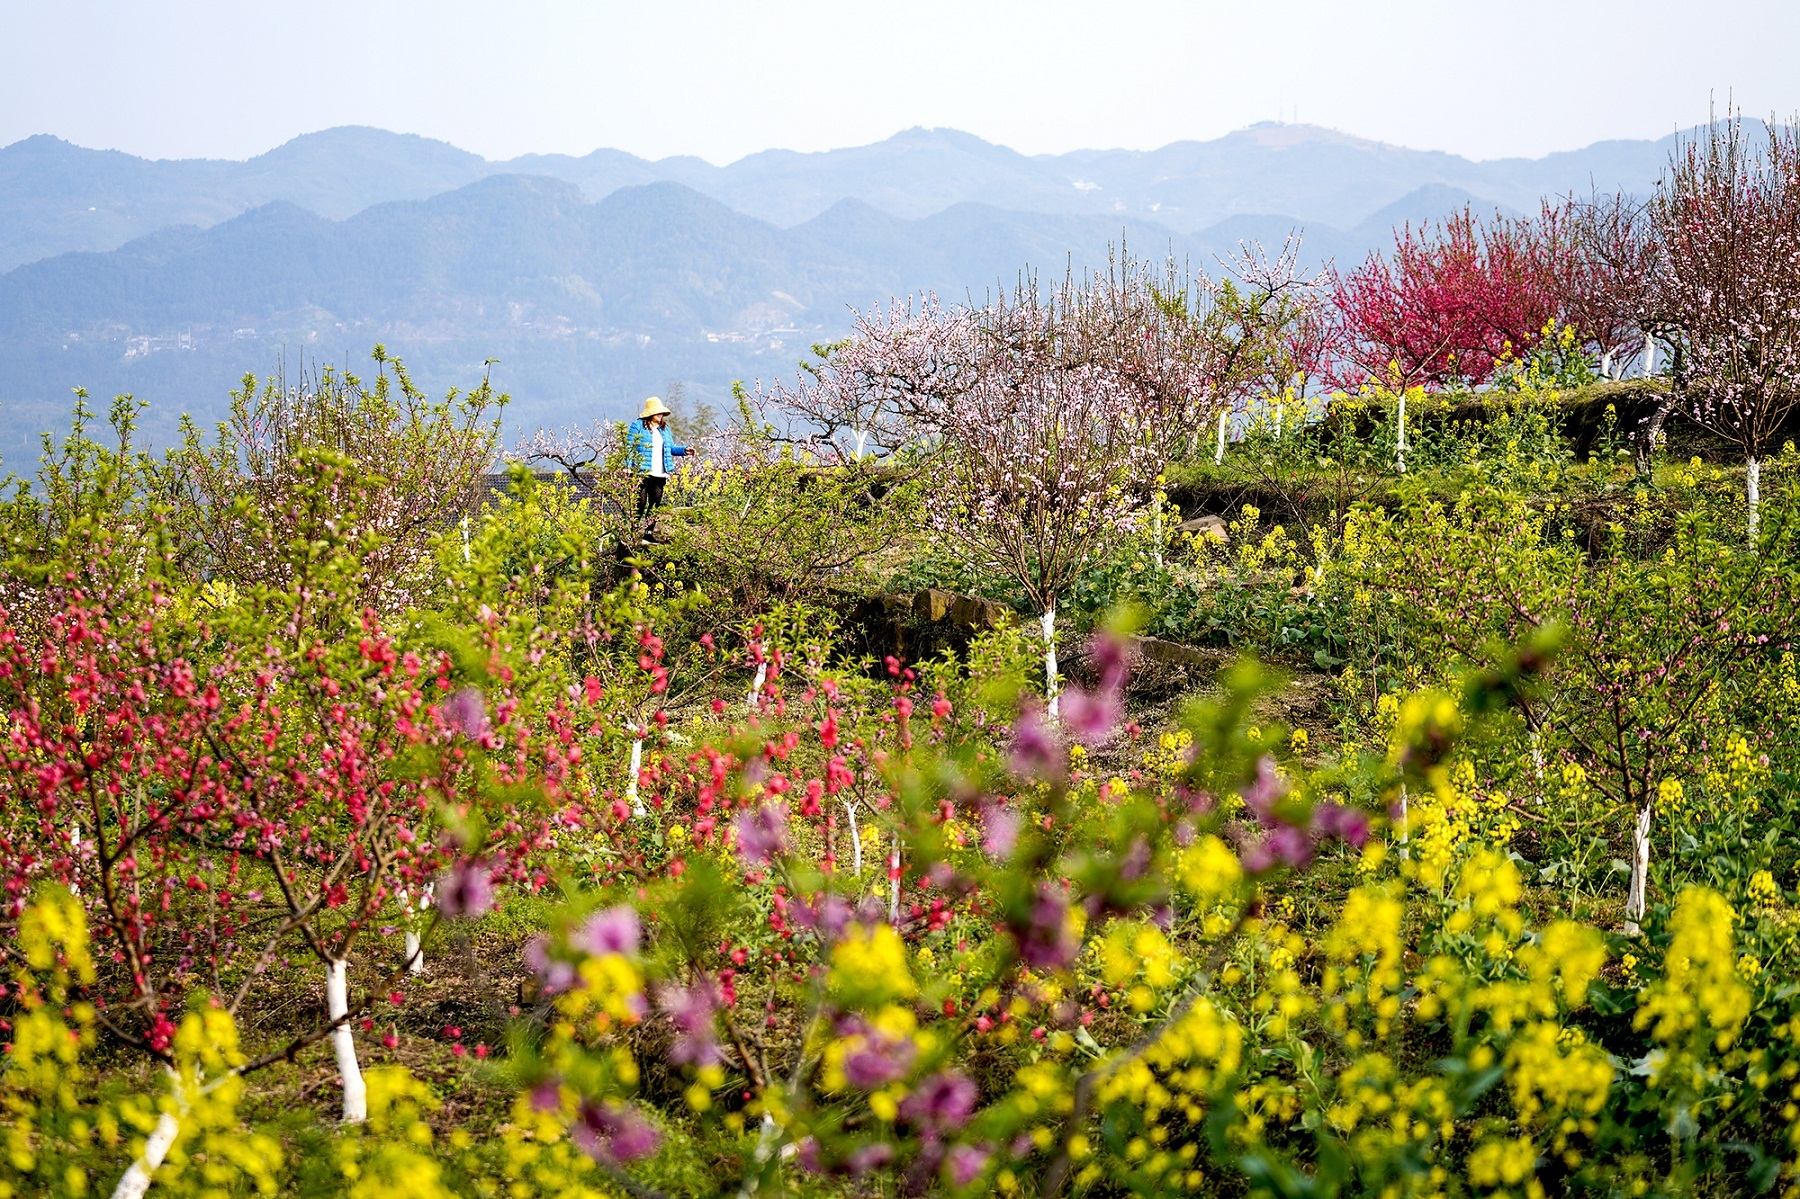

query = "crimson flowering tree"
[[0, 412, 594, 1158], [1328, 206, 1560, 391], [1654, 114, 1800, 538]]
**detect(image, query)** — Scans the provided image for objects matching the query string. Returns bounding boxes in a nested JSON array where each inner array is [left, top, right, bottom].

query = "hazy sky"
[[4, 0, 1796, 164]]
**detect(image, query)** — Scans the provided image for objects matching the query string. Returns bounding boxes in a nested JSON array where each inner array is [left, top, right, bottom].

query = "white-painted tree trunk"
[[1040, 608, 1059, 722], [1624, 801, 1653, 936], [1396, 784, 1410, 860], [1396, 391, 1408, 474], [110, 1069, 185, 1199], [1643, 333, 1656, 378], [746, 661, 768, 709], [852, 428, 868, 462], [845, 801, 863, 876], [1215, 409, 1227, 464], [327, 960, 367, 1123], [1529, 729, 1545, 784], [626, 728, 646, 817], [69, 824, 81, 896], [1151, 496, 1164, 569], [888, 834, 901, 926], [735, 1112, 782, 1198], [402, 885, 432, 975], [1600, 350, 1613, 380], [460, 515, 471, 564], [1747, 457, 1761, 541]]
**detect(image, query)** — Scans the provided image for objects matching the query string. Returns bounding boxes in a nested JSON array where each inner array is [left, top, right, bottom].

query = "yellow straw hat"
[[639, 396, 673, 419]]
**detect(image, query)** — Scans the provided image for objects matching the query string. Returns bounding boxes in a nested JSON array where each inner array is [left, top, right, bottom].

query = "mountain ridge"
[[0, 121, 1693, 273]]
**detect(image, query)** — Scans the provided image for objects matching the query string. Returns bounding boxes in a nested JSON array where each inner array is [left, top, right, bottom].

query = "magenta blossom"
[[846, 1143, 896, 1175], [443, 685, 489, 740], [1009, 704, 1063, 780], [529, 1080, 563, 1113], [1056, 631, 1131, 743], [437, 860, 494, 918], [657, 978, 723, 1067], [524, 935, 578, 997], [946, 1143, 991, 1187], [575, 905, 640, 956], [837, 1013, 918, 1089], [790, 893, 853, 938], [900, 1071, 978, 1129], [1089, 630, 1131, 694], [733, 802, 790, 865], [570, 1100, 661, 1164], [1012, 883, 1077, 971], [1312, 801, 1371, 849], [978, 800, 1021, 859], [1240, 755, 1289, 823], [1058, 686, 1123, 744]]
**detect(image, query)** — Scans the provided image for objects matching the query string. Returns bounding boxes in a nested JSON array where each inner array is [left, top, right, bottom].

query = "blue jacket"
[[626, 419, 688, 475]]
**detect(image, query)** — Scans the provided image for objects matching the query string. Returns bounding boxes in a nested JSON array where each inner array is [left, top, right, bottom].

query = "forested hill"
[[0, 121, 1695, 472], [0, 176, 1204, 467]]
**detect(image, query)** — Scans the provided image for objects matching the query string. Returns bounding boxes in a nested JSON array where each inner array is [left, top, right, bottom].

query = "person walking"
[[629, 396, 687, 538]]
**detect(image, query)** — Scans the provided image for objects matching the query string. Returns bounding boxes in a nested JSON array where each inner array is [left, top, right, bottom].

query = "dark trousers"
[[636, 474, 667, 517]]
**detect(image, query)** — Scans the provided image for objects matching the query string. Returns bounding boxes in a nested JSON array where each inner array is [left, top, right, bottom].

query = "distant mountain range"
[[0, 122, 1692, 470]]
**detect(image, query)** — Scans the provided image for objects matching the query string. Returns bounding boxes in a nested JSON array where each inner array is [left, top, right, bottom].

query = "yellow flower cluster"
[[1635, 887, 1752, 1050], [1174, 834, 1244, 926], [1503, 1022, 1613, 1126], [334, 1068, 449, 1199], [829, 922, 917, 1008], [1099, 922, 1183, 1013], [1096, 998, 1244, 1127], [1324, 886, 1406, 1041], [2, 889, 282, 1199], [1467, 1134, 1541, 1193], [555, 950, 647, 1032]]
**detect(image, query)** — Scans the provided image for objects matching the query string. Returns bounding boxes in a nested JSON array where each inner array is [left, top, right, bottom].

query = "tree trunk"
[[735, 1113, 783, 1199], [1634, 390, 1678, 483], [1040, 608, 1060, 721], [1396, 783, 1409, 860], [746, 661, 768, 709], [1748, 456, 1761, 541], [845, 801, 863, 876], [402, 885, 430, 976], [1624, 800, 1653, 937], [888, 833, 901, 926], [110, 1070, 185, 1199], [1214, 410, 1227, 464], [327, 959, 368, 1123], [1395, 391, 1408, 474], [626, 728, 646, 817]]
